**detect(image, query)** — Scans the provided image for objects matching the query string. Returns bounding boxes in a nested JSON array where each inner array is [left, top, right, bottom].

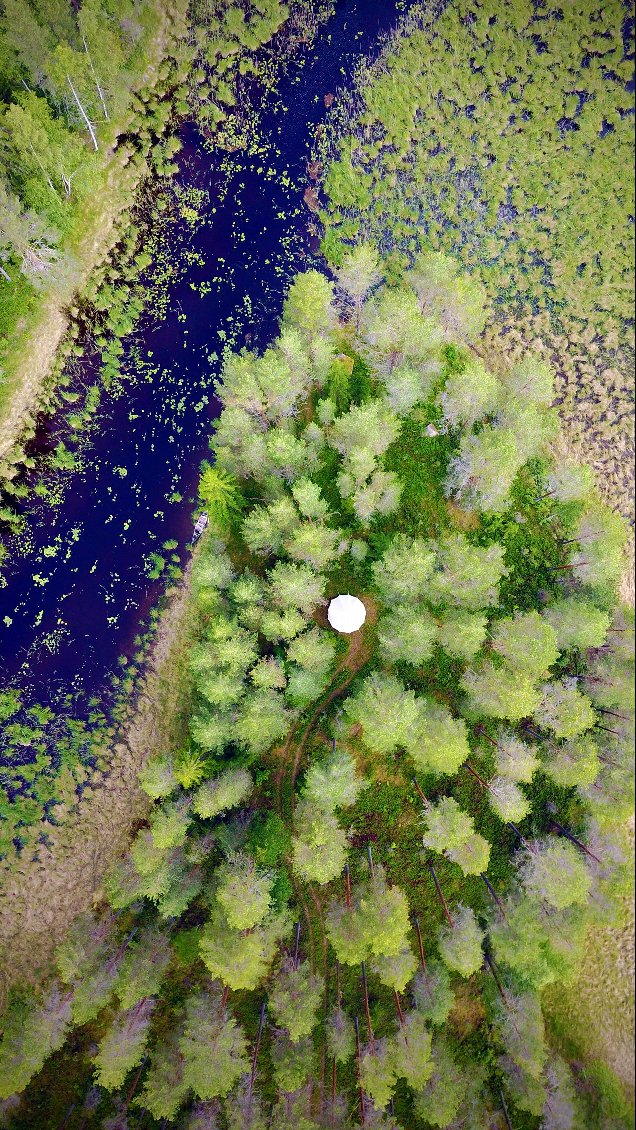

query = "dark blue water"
[[0, 0, 405, 708]]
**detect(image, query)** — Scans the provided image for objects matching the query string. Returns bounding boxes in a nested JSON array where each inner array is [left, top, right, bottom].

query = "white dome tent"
[[327, 594, 367, 634]]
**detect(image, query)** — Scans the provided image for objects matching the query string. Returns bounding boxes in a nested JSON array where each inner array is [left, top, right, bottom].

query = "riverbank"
[[0, 564, 196, 1005], [0, 0, 190, 470]]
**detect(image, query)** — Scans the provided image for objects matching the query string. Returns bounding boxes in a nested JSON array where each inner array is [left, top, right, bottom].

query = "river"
[[0, 0, 405, 716]]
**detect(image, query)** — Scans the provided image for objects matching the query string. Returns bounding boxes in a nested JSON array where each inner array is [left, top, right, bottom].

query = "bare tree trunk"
[[82, 37, 109, 121], [67, 74, 99, 151], [0, 264, 11, 282]]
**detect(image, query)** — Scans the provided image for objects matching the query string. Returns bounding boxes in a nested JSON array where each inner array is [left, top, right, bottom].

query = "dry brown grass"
[[0, 568, 197, 1007]]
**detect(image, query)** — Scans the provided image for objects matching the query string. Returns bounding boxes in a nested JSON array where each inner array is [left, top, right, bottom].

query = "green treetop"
[[180, 990, 250, 1102], [421, 797, 491, 875], [214, 852, 274, 931], [519, 839, 593, 911], [199, 905, 291, 992], [428, 535, 506, 610], [291, 800, 348, 885], [534, 680, 596, 740], [268, 957, 323, 1043], [439, 358, 500, 429], [543, 597, 610, 651], [490, 610, 559, 680], [437, 904, 484, 978], [462, 660, 541, 721]]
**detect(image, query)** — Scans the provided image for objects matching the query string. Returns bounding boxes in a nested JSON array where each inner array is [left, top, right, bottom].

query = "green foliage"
[[268, 957, 322, 1043], [421, 797, 491, 876]]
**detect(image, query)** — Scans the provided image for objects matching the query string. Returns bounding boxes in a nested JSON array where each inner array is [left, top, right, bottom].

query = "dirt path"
[[273, 596, 378, 980], [0, 567, 195, 1007]]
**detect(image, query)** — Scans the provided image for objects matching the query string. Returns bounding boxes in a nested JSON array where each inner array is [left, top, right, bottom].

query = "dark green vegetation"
[[1, 253, 632, 1128], [315, 0, 635, 520]]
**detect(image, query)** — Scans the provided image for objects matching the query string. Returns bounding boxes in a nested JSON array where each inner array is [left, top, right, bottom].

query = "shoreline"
[[0, 563, 196, 1005], [0, 2, 187, 472]]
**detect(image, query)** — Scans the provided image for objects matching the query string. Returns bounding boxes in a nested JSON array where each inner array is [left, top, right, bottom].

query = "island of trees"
[[0, 247, 632, 1129]]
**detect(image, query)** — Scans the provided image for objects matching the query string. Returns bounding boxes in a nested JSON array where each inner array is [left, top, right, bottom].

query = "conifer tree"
[[268, 957, 322, 1043], [462, 661, 541, 721], [490, 610, 559, 679], [192, 768, 253, 820], [412, 961, 455, 1027], [421, 797, 491, 875], [534, 680, 596, 740], [215, 852, 274, 931], [199, 906, 291, 992], [391, 1010, 433, 1091], [440, 359, 500, 429], [93, 998, 155, 1091], [0, 985, 73, 1099], [518, 839, 592, 910], [428, 535, 506, 610], [180, 990, 250, 1102], [412, 1037, 468, 1128], [437, 905, 483, 978], [292, 800, 348, 885]]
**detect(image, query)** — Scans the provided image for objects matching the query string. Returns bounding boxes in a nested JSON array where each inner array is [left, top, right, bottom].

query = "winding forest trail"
[[272, 595, 378, 977]]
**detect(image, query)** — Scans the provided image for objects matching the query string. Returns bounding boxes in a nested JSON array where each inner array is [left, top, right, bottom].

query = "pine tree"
[[412, 701, 471, 776], [361, 286, 444, 372], [437, 905, 483, 978], [180, 990, 249, 1102], [412, 1037, 468, 1128], [134, 1029, 189, 1120], [326, 1005, 355, 1063], [391, 1010, 433, 1091], [371, 535, 436, 603], [234, 690, 295, 756], [491, 990, 547, 1081], [215, 852, 274, 930], [371, 943, 419, 992], [428, 535, 506, 610], [487, 776, 531, 823], [192, 768, 253, 820], [534, 680, 596, 740], [358, 1035, 396, 1110], [325, 867, 411, 966], [270, 1033, 314, 1093], [378, 605, 438, 666], [282, 269, 335, 339], [490, 610, 559, 679], [543, 597, 610, 651], [541, 735, 600, 788], [0, 985, 72, 1099], [335, 242, 382, 324], [292, 800, 348, 885], [93, 998, 155, 1091], [268, 561, 326, 615], [301, 746, 365, 811], [440, 359, 500, 429], [494, 733, 539, 783], [518, 839, 592, 910], [445, 423, 522, 513], [412, 961, 455, 1027], [421, 797, 491, 875], [462, 660, 541, 721], [437, 610, 488, 661], [114, 927, 172, 1010], [268, 957, 322, 1042], [199, 906, 291, 992], [344, 673, 426, 755]]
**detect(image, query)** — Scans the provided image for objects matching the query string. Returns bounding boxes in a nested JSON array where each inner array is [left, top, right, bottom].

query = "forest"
[[0, 2, 633, 1130]]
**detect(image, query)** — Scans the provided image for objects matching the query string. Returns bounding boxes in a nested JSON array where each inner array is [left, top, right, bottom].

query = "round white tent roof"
[[328, 594, 367, 634]]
